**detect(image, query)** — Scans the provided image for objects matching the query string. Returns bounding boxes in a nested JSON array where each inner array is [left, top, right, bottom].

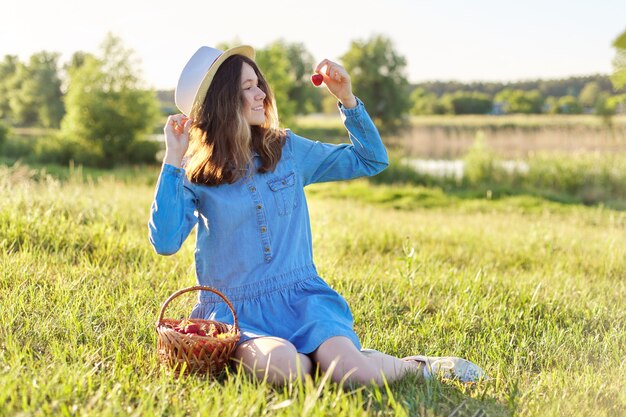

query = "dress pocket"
[[267, 171, 297, 216]]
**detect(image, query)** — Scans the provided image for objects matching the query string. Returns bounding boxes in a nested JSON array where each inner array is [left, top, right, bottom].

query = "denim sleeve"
[[148, 163, 198, 255], [288, 97, 389, 186]]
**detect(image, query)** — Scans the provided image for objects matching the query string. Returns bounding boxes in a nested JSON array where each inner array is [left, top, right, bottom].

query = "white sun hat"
[[175, 45, 255, 117]]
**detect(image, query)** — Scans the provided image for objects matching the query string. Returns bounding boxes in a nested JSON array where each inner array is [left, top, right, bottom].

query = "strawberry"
[[184, 323, 200, 334], [311, 73, 323, 87]]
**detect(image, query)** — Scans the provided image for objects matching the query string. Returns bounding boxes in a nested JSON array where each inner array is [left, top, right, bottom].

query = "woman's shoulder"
[[282, 129, 315, 157], [281, 128, 296, 150], [282, 128, 312, 147]]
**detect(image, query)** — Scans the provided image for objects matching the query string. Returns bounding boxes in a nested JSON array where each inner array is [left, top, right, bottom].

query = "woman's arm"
[[289, 97, 389, 186], [148, 164, 198, 255], [148, 115, 197, 255]]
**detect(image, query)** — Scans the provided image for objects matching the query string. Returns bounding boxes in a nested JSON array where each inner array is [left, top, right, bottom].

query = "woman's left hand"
[[314, 59, 357, 108]]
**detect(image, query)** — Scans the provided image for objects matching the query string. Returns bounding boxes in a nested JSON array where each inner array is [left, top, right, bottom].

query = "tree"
[[595, 92, 616, 126], [282, 41, 322, 114], [6, 61, 37, 126], [3, 52, 64, 127], [556, 96, 582, 114], [494, 89, 544, 114], [63, 51, 92, 88], [578, 81, 600, 110], [611, 28, 626, 90], [544, 96, 559, 114], [27, 52, 64, 127], [0, 121, 8, 149], [432, 97, 454, 115], [341, 34, 411, 132], [0, 55, 18, 121], [448, 92, 492, 115], [410, 87, 439, 115], [61, 33, 160, 166], [607, 94, 626, 114]]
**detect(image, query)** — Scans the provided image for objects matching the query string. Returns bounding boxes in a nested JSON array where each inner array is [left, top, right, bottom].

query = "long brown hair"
[[185, 55, 286, 185]]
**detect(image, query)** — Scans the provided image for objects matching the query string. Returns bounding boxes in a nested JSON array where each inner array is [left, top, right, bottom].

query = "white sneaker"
[[402, 355, 488, 383]]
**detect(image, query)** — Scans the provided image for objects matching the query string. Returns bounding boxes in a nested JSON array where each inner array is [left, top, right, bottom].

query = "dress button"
[[250, 186, 256, 192], [257, 204, 262, 210], [264, 246, 270, 252], [261, 227, 267, 233]]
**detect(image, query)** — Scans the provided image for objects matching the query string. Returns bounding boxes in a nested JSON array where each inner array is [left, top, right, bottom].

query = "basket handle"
[[156, 285, 239, 332]]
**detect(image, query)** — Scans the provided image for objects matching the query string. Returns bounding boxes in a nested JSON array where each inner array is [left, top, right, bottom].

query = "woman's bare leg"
[[232, 336, 313, 385], [310, 336, 422, 387]]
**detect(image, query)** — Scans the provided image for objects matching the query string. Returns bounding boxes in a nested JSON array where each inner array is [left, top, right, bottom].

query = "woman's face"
[[240, 62, 266, 126]]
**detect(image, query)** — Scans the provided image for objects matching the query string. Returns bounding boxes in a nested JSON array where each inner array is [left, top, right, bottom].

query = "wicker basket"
[[156, 285, 240, 377]]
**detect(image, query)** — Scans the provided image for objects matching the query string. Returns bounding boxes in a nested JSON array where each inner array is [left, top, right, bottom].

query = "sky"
[[2, 0, 625, 90]]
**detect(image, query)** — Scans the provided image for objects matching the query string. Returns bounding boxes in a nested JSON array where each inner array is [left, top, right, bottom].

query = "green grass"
[[1, 163, 625, 416]]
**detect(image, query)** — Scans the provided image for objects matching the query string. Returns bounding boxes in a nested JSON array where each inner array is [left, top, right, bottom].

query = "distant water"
[[403, 158, 529, 179]]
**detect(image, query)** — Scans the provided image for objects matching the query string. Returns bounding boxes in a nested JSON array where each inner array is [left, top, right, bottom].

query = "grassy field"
[[1, 162, 625, 417]]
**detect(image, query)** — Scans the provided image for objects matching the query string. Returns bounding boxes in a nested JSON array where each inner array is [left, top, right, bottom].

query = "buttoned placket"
[[244, 171, 272, 263]]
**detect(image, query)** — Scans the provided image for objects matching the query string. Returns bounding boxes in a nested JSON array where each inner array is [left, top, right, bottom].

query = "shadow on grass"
[[374, 373, 512, 417], [209, 364, 513, 417]]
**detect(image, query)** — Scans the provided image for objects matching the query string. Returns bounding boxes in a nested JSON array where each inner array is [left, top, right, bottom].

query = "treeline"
[[409, 75, 626, 116], [415, 76, 617, 98]]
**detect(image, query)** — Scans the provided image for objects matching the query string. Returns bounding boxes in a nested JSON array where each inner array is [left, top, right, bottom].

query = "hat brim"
[[190, 45, 255, 118]]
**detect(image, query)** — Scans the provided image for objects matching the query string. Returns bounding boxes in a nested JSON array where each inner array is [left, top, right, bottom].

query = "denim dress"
[[148, 98, 388, 354]]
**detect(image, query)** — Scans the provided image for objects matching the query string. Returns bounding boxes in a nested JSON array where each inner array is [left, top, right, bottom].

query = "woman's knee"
[[312, 336, 382, 386], [233, 337, 311, 385]]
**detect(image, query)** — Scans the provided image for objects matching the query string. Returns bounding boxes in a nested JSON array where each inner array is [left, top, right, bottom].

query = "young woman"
[[149, 45, 487, 387]]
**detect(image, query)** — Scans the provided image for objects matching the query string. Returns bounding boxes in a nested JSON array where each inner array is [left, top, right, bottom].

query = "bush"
[[126, 139, 161, 165], [33, 134, 79, 165], [1, 134, 37, 162], [30, 133, 104, 166], [0, 122, 8, 148], [524, 152, 626, 204], [449, 92, 493, 115], [462, 131, 507, 185], [2, 129, 162, 167]]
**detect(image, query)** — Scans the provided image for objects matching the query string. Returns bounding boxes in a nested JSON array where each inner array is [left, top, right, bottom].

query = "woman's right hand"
[[163, 114, 193, 168]]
